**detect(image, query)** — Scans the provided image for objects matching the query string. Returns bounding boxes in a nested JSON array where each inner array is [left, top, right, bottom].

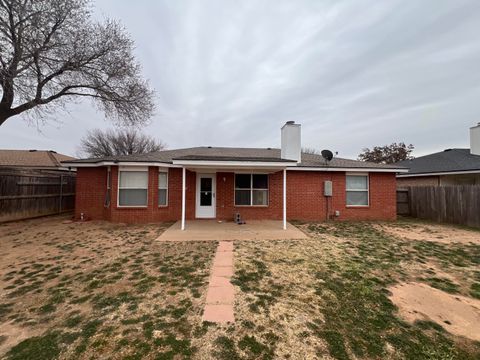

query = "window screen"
[[118, 171, 148, 206], [346, 175, 369, 206], [158, 171, 168, 206]]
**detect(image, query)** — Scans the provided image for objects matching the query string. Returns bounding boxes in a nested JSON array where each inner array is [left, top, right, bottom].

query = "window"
[[235, 174, 268, 206], [118, 170, 148, 206], [200, 177, 213, 206], [158, 171, 168, 206], [346, 174, 369, 206]]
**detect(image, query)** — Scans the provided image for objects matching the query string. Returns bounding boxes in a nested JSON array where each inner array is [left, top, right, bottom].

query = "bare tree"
[[79, 128, 166, 158], [301, 147, 321, 155], [358, 142, 414, 164], [0, 0, 154, 127]]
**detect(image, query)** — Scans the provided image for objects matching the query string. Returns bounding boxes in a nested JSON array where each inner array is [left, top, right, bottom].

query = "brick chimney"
[[471, 123, 480, 156], [281, 121, 301, 162]]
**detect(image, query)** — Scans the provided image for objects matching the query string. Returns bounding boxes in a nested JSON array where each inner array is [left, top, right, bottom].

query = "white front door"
[[196, 174, 216, 218]]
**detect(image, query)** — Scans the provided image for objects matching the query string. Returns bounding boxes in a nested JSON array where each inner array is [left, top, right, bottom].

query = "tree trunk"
[[0, 112, 10, 127]]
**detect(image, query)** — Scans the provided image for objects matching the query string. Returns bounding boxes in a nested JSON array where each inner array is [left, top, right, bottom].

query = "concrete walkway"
[[157, 221, 308, 323], [202, 241, 235, 323], [157, 220, 309, 242]]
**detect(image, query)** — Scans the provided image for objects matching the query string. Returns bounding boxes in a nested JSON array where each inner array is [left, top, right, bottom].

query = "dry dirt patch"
[[389, 282, 480, 341], [0, 215, 217, 359], [376, 222, 480, 245]]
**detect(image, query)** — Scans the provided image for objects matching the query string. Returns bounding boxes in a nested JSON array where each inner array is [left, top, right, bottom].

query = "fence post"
[[59, 174, 63, 213]]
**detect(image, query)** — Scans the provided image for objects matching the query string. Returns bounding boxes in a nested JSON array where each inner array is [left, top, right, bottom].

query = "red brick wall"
[[75, 167, 397, 223], [339, 172, 397, 221], [108, 167, 196, 223], [215, 172, 283, 220], [286, 171, 337, 221], [74, 167, 109, 220]]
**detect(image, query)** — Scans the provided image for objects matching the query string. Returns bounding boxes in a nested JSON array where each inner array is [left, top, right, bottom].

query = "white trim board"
[[172, 160, 294, 167], [63, 161, 406, 173], [287, 167, 407, 173]]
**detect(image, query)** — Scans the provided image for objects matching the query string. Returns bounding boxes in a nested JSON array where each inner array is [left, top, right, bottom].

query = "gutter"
[[62, 160, 406, 173], [397, 169, 480, 177], [288, 166, 407, 173]]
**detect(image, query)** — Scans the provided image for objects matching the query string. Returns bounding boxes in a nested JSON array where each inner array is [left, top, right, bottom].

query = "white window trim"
[[346, 172, 369, 207], [158, 169, 168, 207], [234, 173, 269, 207], [117, 167, 149, 208]]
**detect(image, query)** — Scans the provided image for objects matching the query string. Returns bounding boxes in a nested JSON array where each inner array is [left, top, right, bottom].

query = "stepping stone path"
[[202, 241, 235, 323]]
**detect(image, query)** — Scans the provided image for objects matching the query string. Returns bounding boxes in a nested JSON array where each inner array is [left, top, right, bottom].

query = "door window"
[[200, 177, 212, 206]]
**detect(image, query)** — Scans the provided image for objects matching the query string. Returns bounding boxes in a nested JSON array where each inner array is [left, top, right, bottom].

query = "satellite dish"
[[321, 149, 334, 162]]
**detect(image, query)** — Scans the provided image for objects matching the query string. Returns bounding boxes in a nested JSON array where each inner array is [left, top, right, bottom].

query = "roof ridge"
[[46, 151, 61, 167]]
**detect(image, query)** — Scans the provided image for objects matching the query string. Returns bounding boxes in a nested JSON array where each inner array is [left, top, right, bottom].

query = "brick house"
[[62, 122, 406, 227], [396, 123, 480, 187]]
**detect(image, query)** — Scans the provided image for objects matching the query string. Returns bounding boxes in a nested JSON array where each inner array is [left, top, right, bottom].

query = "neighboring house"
[[396, 123, 480, 187], [62, 122, 407, 226], [0, 149, 75, 173]]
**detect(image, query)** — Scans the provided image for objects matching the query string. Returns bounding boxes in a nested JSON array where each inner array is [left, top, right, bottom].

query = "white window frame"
[[346, 172, 369, 207], [117, 166, 149, 208], [158, 169, 168, 207], [234, 173, 269, 207]]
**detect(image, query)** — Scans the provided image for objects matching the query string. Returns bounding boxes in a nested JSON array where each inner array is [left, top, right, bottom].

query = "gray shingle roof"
[[396, 148, 480, 175], [172, 154, 296, 162], [64, 147, 403, 169]]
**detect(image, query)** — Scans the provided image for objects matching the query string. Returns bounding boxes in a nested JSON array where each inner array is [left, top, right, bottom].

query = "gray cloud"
[[1, 0, 480, 158]]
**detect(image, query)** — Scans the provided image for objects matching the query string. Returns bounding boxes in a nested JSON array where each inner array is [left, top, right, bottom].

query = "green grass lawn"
[[206, 221, 480, 360], [0, 216, 479, 359]]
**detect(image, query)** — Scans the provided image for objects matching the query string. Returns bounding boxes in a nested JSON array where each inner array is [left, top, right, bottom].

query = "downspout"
[[329, 172, 333, 220], [104, 166, 111, 208]]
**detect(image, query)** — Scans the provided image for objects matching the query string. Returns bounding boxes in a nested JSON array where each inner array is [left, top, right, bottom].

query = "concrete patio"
[[156, 220, 309, 242]]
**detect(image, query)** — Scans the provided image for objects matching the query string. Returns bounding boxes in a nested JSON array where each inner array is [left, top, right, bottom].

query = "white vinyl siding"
[[346, 174, 369, 206], [118, 170, 148, 207], [235, 174, 268, 206], [158, 171, 168, 206]]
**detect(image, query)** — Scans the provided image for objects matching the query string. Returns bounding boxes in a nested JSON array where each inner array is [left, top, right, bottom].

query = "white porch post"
[[283, 168, 287, 230], [181, 167, 186, 230]]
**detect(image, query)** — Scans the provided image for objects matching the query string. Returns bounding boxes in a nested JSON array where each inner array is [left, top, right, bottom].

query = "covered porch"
[[174, 156, 296, 230], [157, 220, 309, 241]]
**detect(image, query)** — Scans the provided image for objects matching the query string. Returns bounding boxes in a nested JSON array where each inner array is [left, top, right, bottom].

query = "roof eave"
[[171, 159, 295, 167], [288, 166, 407, 173]]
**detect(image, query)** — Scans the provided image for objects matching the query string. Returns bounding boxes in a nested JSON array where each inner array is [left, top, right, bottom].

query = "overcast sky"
[[1, 0, 480, 158]]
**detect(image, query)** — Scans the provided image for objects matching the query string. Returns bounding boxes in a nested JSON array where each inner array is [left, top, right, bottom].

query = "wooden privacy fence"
[[397, 186, 480, 228], [396, 189, 410, 216], [0, 168, 76, 222]]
